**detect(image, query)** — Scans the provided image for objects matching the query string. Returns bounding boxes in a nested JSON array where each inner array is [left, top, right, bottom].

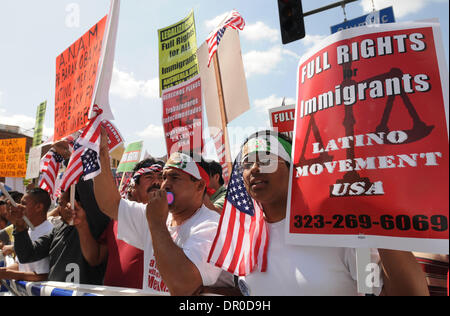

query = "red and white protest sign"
[[269, 104, 296, 139], [101, 120, 123, 152], [162, 75, 203, 156], [287, 21, 449, 253]]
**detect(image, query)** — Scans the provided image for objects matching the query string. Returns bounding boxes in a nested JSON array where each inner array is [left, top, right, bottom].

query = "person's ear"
[[35, 202, 44, 215], [197, 179, 206, 193]]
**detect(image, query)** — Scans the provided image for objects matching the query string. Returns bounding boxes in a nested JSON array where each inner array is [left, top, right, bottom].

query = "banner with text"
[[117, 141, 143, 173], [287, 21, 449, 254], [102, 120, 124, 153], [32, 101, 47, 147], [0, 138, 27, 178], [158, 10, 199, 95], [162, 75, 203, 156], [54, 15, 107, 140]]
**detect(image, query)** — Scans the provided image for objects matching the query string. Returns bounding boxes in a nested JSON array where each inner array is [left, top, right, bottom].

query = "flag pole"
[[119, 172, 126, 192], [212, 53, 233, 176], [69, 183, 75, 226]]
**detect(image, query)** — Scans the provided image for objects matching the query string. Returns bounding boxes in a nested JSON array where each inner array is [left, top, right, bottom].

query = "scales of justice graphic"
[[295, 60, 435, 197]]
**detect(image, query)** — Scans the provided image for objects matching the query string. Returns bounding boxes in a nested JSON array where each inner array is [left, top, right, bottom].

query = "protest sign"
[[287, 21, 449, 254], [269, 104, 296, 139], [162, 75, 203, 156], [101, 120, 124, 152], [54, 15, 108, 140], [158, 10, 199, 95], [32, 101, 47, 147], [25, 146, 43, 180], [117, 141, 143, 173], [0, 138, 27, 178]]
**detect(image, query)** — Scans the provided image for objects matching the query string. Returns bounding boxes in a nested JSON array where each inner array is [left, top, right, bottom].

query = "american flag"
[[60, 106, 103, 192], [208, 151, 269, 276], [206, 10, 245, 67], [38, 150, 65, 199]]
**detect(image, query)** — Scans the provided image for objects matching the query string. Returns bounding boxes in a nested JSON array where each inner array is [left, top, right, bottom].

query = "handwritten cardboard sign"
[[54, 15, 107, 141], [0, 138, 27, 178]]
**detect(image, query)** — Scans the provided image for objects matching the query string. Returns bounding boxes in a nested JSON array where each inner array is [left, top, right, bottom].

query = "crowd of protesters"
[[0, 128, 448, 296]]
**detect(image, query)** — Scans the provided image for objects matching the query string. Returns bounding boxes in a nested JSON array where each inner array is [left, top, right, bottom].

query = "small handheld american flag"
[[206, 10, 245, 67], [38, 150, 65, 199], [207, 149, 269, 276], [60, 105, 103, 192]]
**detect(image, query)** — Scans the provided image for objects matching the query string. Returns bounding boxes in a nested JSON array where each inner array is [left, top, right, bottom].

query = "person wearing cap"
[[73, 158, 163, 289], [209, 130, 429, 296], [93, 129, 234, 295]]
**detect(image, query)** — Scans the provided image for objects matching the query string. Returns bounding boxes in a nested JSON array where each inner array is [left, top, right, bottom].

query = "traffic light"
[[277, 0, 305, 44]]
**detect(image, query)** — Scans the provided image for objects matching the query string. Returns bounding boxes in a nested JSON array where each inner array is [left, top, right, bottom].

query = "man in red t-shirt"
[[73, 158, 164, 289]]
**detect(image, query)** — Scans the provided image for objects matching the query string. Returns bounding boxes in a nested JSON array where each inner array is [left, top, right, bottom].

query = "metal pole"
[[304, 0, 359, 17]]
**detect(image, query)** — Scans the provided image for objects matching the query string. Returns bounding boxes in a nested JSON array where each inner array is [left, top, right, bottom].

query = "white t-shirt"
[[18, 220, 54, 274], [117, 199, 228, 294], [240, 219, 382, 296]]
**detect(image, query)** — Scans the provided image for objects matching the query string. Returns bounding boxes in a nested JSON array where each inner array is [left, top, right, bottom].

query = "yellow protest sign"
[[158, 10, 199, 95], [0, 138, 27, 178]]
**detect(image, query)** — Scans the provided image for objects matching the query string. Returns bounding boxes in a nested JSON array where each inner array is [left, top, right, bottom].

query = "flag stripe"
[[208, 144, 269, 276], [38, 150, 64, 199], [214, 200, 237, 268], [60, 106, 104, 191]]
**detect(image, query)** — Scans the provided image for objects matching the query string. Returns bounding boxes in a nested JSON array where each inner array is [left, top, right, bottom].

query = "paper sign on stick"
[[269, 104, 296, 140], [25, 146, 43, 180], [117, 141, 143, 173], [287, 21, 449, 254]]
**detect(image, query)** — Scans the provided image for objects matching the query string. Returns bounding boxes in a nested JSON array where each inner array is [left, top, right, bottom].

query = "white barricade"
[[0, 279, 168, 296]]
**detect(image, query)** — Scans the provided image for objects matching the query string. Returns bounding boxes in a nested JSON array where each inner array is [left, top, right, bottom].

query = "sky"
[[0, 0, 449, 162]]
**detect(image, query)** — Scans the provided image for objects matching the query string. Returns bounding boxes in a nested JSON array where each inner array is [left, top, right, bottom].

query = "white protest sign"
[[25, 146, 43, 180]]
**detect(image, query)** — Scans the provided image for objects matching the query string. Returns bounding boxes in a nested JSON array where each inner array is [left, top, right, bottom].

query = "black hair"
[[27, 188, 51, 214], [132, 158, 164, 185], [208, 160, 224, 186], [9, 191, 24, 204]]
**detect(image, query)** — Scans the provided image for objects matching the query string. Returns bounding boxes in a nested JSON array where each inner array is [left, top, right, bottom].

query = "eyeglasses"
[[240, 158, 283, 174]]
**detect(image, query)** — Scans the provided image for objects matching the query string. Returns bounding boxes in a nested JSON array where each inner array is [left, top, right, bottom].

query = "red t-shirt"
[[99, 220, 144, 289]]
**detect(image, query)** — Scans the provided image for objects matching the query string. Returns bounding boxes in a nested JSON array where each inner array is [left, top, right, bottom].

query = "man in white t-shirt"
[[209, 130, 430, 296], [0, 188, 53, 282], [93, 129, 233, 295]]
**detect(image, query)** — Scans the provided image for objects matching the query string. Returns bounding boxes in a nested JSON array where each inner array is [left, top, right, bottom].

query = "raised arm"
[[379, 249, 430, 296], [93, 128, 121, 220], [72, 201, 108, 267], [146, 190, 203, 296]]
